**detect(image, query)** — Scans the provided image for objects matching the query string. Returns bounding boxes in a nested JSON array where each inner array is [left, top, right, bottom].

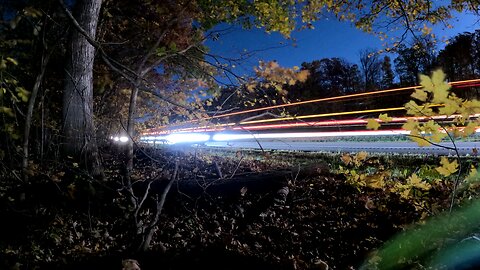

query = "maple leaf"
[[355, 151, 368, 163], [341, 153, 352, 165], [407, 173, 431, 190], [423, 120, 440, 133], [366, 119, 380, 130], [367, 174, 386, 189], [438, 99, 459, 116], [379, 113, 392, 122], [402, 119, 418, 131], [418, 70, 451, 104], [435, 157, 458, 177], [462, 122, 477, 138], [430, 131, 447, 143], [419, 74, 434, 92], [463, 99, 480, 114], [405, 100, 425, 115], [411, 89, 428, 102], [400, 188, 411, 200], [411, 135, 431, 147]]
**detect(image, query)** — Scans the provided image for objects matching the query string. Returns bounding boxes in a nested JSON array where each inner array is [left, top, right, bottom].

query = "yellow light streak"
[[167, 79, 480, 125], [144, 104, 445, 134], [238, 104, 444, 125], [145, 78, 480, 133]]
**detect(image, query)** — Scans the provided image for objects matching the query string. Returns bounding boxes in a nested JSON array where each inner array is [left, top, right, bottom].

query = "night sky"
[[206, 11, 479, 76]]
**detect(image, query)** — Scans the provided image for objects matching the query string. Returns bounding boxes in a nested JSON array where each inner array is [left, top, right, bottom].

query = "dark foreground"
[[1, 147, 478, 269]]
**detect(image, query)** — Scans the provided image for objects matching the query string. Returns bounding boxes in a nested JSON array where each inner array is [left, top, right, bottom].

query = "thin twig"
[[230, 155, 244, 179]]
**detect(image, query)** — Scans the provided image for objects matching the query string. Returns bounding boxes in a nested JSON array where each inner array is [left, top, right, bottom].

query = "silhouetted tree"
[[359, 48, 382, 90], [394, 39, 436, 86], [380, 56, 395, 89], [437, 32, 476, 81]]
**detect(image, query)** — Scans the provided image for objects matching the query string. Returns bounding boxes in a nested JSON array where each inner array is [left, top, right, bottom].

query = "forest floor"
[[1, 146, 479, 269]]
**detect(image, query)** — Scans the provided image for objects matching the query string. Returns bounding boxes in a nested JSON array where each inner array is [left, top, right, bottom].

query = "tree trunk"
[[63, 0, 103, 177], [126, 83, 139, 177]]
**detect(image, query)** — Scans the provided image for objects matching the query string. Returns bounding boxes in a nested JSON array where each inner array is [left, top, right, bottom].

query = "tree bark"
[[62, 0, 103, 177]]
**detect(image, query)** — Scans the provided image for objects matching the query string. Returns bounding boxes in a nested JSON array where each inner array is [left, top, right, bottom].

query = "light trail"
[[148, 78, 480, 132], [141, 79, 480, 136], [141, 127, 480, 145], [232, 113, 480, 131], [211, 130, 411, 141], [196, 79, 480, 122], [239, 107, 406, 125], [143, 104, 445, 135]]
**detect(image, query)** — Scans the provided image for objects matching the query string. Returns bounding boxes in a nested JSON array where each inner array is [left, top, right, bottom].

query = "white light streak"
[[163, 133, 210, 144], [213, 130, 410, 141]]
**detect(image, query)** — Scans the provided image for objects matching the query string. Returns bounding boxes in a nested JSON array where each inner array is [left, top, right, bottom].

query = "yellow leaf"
[[462, 122, 477, 137], [296, 70, 309, 82], [405, 100, 423, 115], [418, 70, 450, 104], [411, 135, 431, 147], [411, 89, 428, 102], [400, 188, 411, 199], [341, 153, 352, 165], [430, 131, 447, 143], [367, 174, 385, 189], [435, 157, 458, 177], [366, 119, 380, 130], [379, 113, 392, 122], [438, 99, 459, 116], [355, 151, 368, 163], [419, 74, 434, 92], [407, 173, 431, 190], [402, 119, 418, 131], [431, 69, 447, 86], [246, 83, 256, 92]]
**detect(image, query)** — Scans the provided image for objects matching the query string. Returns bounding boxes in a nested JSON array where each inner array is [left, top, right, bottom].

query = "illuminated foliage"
[[404, 69, 480, 144], [435, 156, 459, 177], [246, 61, 310, 96]]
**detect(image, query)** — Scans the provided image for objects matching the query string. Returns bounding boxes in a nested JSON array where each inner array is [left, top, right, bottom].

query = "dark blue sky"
[[206, 11, 479, 75]]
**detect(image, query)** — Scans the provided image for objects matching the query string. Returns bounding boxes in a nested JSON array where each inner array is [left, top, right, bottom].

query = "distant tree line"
[[214, 30, 480, 122]]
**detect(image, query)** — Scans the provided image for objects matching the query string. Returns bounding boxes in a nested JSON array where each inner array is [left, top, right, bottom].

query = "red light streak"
[[142, 79, 480, 135]]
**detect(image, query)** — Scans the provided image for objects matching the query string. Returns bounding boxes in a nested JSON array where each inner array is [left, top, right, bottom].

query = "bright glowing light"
[[113, 136, 120, 142], [213, 130, 410, 141], [119, 136, 129, 142], [164, 133, 210, 144]]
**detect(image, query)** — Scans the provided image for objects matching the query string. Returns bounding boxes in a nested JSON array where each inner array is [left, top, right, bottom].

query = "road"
[[202, 140, 479, 156]]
